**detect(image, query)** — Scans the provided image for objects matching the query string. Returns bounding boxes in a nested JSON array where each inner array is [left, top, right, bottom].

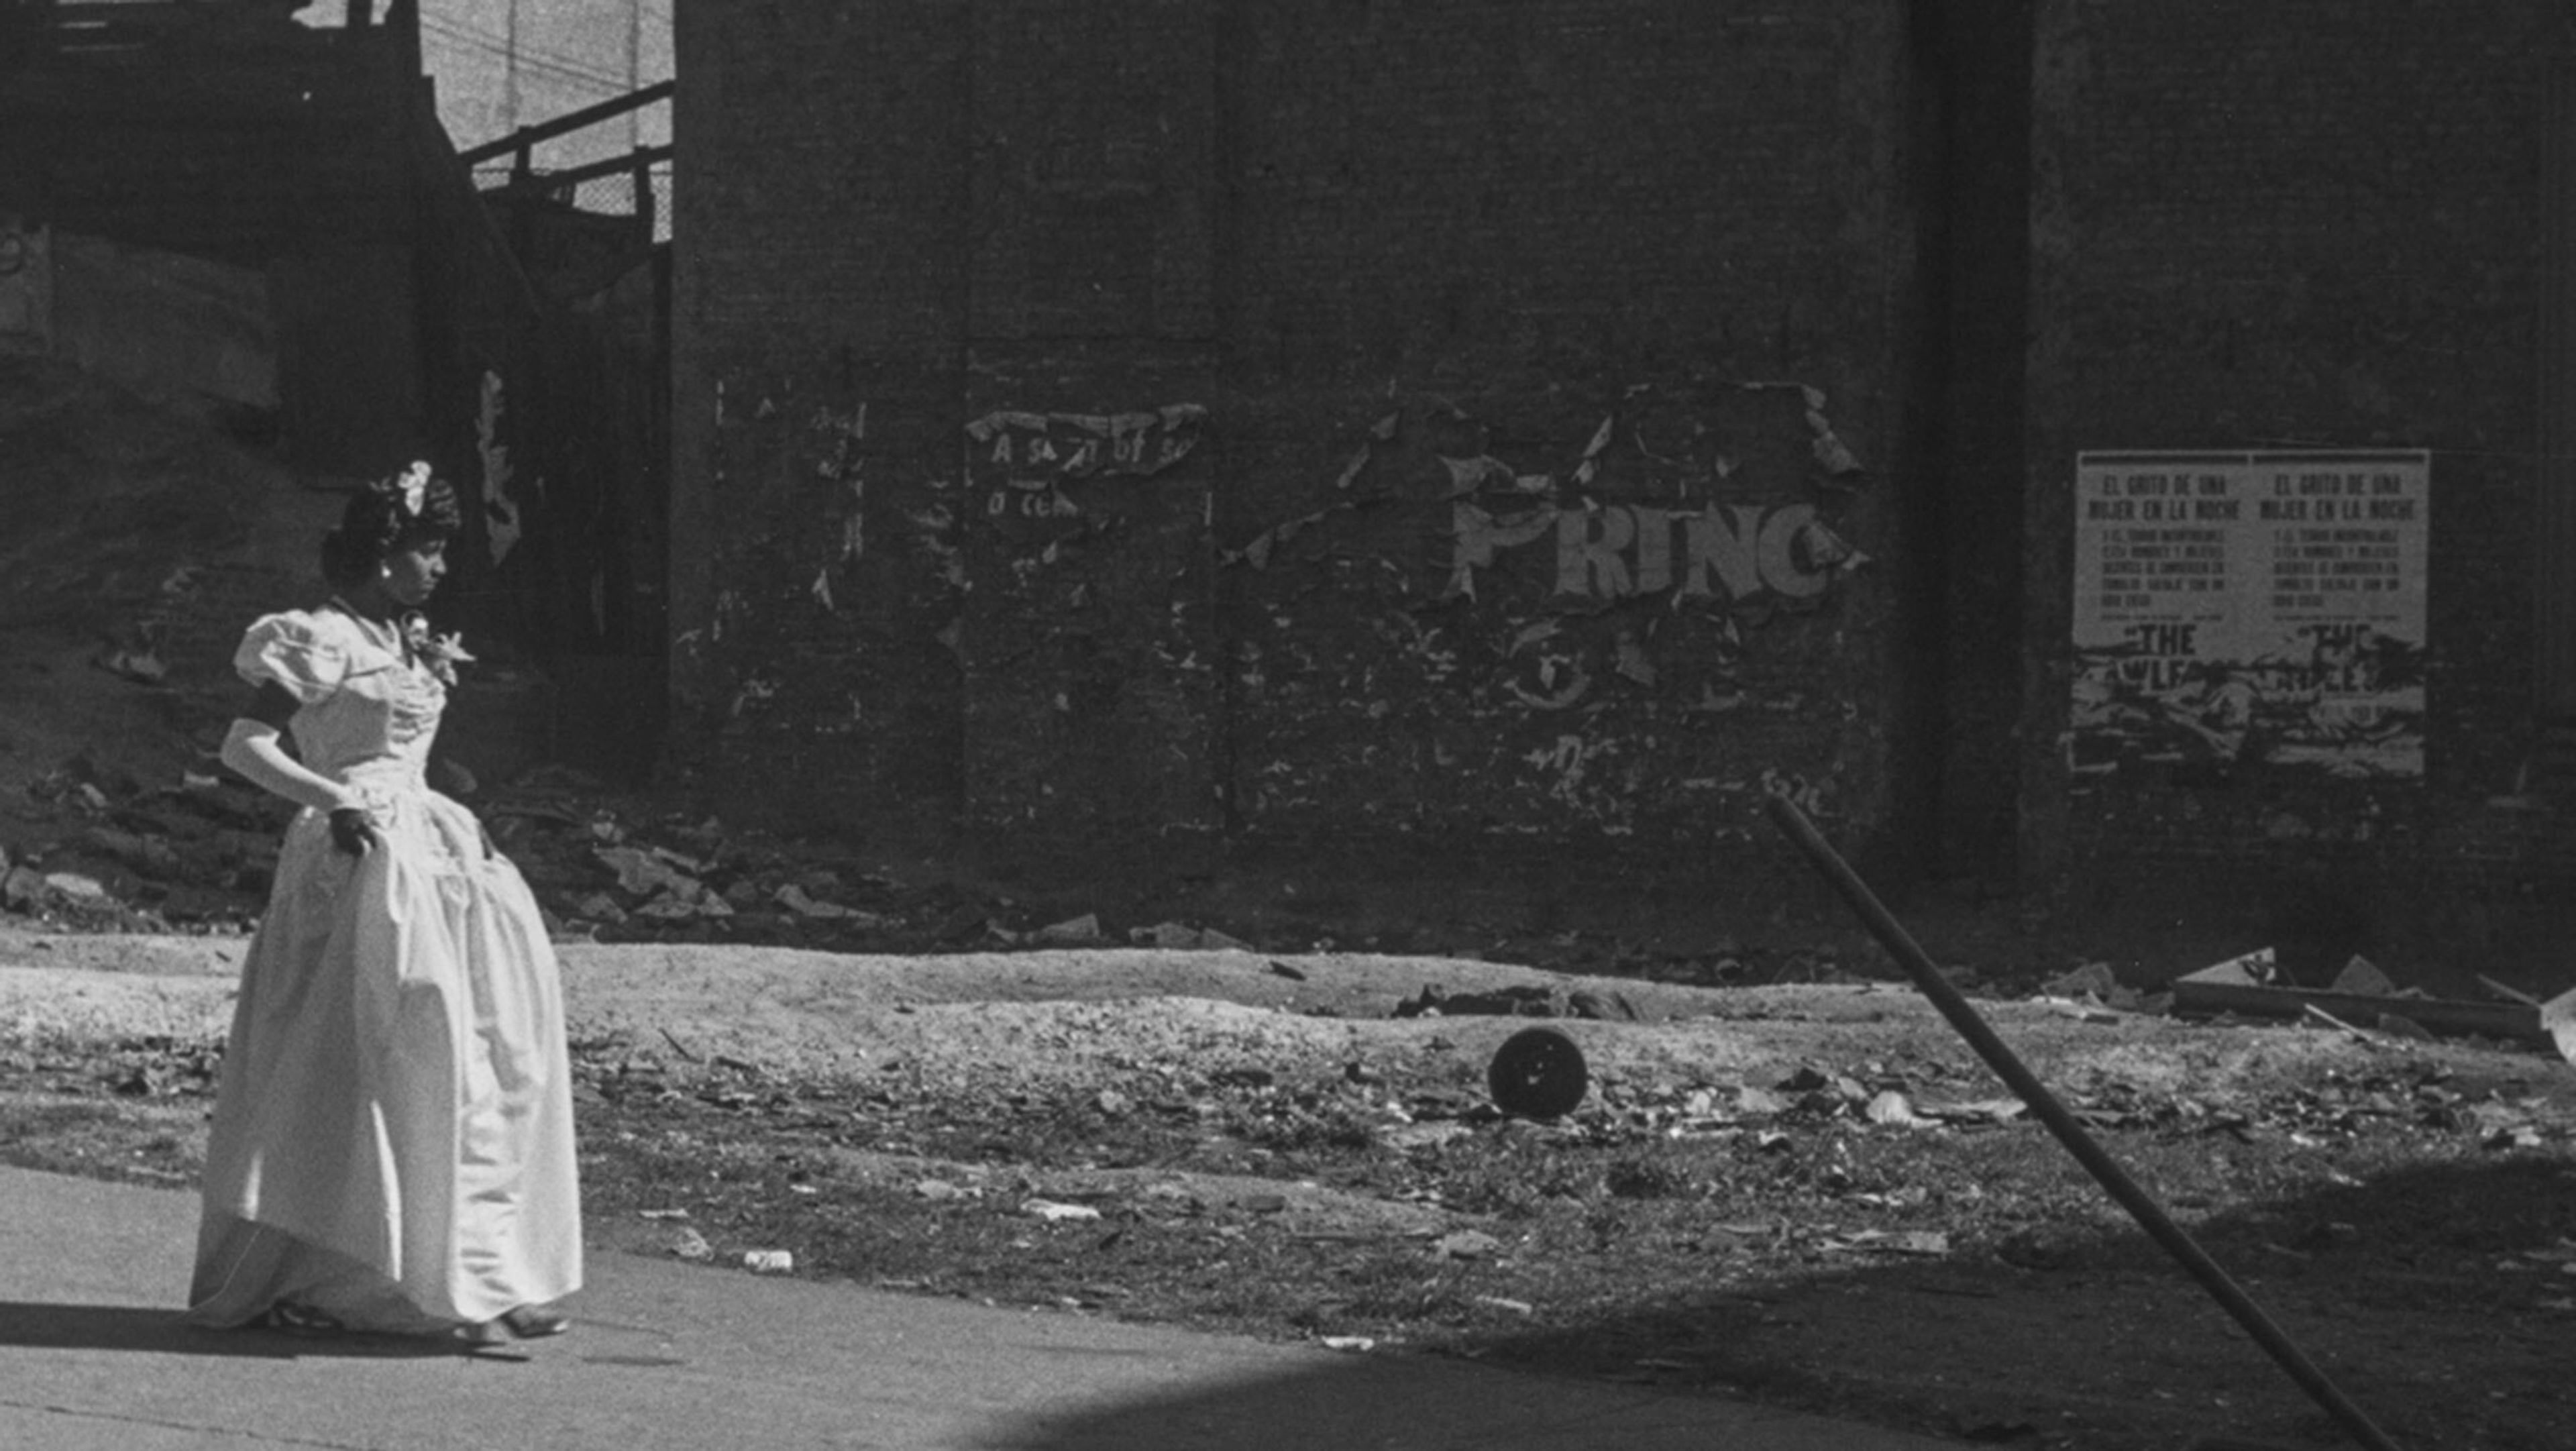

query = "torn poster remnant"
[[2070, 451, 2427, 778], [965, 405, 1206, 484]]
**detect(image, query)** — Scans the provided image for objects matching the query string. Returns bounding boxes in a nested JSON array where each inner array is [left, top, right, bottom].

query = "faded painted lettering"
[[1450, 502, 1835, 604], [963, 404, 1206, 488]]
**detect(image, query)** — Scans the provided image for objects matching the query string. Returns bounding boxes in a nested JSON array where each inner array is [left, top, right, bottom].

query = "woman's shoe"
[[258, 1301, 347, 1337], [498, 1304, 573, 1339]]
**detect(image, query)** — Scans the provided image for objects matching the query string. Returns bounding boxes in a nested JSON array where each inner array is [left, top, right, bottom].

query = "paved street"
[[0, 1165, 1957, 1450]]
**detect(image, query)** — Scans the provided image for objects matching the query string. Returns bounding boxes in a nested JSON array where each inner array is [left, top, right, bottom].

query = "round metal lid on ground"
[[1486, 1024, 1588, 1118]]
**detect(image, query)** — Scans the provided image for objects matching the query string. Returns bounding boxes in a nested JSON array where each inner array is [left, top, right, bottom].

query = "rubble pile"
[[0, 753, 1278, 959], [488, 775, 975, 951], [1, 755, 284, 934]]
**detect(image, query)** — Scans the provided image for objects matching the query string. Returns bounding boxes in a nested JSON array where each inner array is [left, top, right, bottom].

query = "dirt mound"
[[0, 355, 299, 628], [5, 928, 2489, 1114], [0, 356, 341, 874]]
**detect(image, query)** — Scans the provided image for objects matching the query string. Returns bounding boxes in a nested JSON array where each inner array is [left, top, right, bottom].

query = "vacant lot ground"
[[5, 929, 2572, 1450]]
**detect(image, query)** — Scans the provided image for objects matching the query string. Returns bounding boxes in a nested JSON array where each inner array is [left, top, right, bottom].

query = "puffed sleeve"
[[233, 611, 348, 704]]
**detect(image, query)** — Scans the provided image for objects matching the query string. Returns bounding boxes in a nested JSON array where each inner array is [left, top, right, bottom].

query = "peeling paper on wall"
[[1505, 622, 1593, 710], [1226, 504, 1350, 570], [1332, 444, 1372, 491], [1796, 517, 1870, 574], [1439, 454, 1513, 498], [1613, 633, 1658, 687], [1332, 412, 1402, 491], [1571, 414, 1615, 488], [476, 370, 523, 566], [813, 404, 869, 565], [1507, 665, 1592, 710], [1525, 734, 1597, 808], [1760, 767, 1830, 818], [1807, 413, 1864, 479], [1738, 380, 1868, 481]]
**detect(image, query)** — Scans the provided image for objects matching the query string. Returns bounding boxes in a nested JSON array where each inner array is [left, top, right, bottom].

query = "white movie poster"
[[2071, 450, 2428, 778]]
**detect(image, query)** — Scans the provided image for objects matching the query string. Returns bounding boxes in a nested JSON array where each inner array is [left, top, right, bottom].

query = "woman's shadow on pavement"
[[0, 1302, 512, 1359]]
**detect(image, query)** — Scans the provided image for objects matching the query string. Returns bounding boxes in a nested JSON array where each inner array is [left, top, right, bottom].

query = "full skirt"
[[185, 788, 582, 1332]]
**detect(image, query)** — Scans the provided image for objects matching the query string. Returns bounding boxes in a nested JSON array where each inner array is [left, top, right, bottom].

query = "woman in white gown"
[[186, 463, 581, 1344]]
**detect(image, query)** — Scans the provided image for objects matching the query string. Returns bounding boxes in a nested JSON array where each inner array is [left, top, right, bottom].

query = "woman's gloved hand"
[[327, 806, 381, 857]]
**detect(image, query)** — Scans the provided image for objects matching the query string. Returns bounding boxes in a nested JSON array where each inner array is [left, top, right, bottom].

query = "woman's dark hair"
[[321, 462, 464, 588]]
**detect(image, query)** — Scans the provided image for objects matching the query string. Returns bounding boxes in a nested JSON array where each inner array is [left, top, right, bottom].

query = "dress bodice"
[[234, 607, 447, 789]]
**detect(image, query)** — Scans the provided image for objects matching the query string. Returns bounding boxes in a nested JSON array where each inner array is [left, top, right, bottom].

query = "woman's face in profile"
[[382, 537, 449, 607]]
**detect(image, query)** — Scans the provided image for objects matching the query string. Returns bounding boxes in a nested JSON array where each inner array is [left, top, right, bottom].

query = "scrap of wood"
[[2172, 965, 2548, 1046], [2478, 974, 2542, 1008], [2300, 1003, 2377, 1042]]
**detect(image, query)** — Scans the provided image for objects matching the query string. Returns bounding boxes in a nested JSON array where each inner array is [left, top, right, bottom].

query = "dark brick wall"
[[1918, 0, 2034, 880], [670, 0, 975, 835], [674, 1, 1920, 881], [1212, 1, 1906, 878], [2025, 0, 2576, 933]]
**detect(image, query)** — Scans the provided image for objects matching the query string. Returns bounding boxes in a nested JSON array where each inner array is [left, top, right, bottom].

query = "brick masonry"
[[2025, 0, 2576, 945], [671, 0, 1922, 898]]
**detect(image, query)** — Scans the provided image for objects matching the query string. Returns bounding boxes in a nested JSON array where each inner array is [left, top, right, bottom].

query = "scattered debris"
[[1032, 914, 1104, 946], [2173, 948, 2576, 1060], [2375, 1012, 2435, 1042], [1318, 1335, 1376, 1352], [97, 647, 168, 685], [775, 883, 866, 920], [1395, 984, 1557, 1018], [1565, 989, 1641, 1022], [2330, 956, 2398, 997], [1820, 1229, 1950, 1257], [2043, 961, 2118, 998], [1435, 1230, 1503, 1260], [1128, 922, 1252, 951], [1864, 1090, 1927, 1128]]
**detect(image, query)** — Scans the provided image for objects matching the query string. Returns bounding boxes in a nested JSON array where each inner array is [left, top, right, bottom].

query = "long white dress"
[[186, 607, 582, 1332]]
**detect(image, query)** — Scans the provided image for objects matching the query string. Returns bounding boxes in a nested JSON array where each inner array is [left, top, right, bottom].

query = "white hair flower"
[[398, 460, 431, 518]]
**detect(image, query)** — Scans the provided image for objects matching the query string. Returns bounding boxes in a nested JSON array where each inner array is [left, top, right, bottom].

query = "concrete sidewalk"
[[0, 1166, 1955, 1450]]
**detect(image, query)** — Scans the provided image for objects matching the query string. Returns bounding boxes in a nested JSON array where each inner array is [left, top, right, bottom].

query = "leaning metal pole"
[[1762, 794, 2402, 1451]]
